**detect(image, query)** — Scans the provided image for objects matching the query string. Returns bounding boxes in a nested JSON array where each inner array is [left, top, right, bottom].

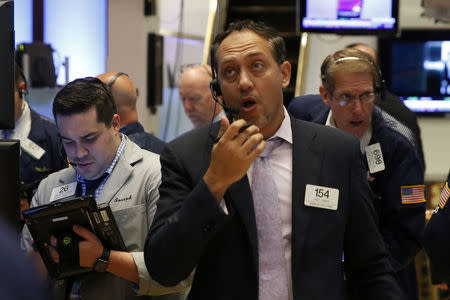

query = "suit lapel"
[[96, 142, 136, 204], [208, 122, 259, 273], [290, 117, 323, 278], [226, 175, 258, 272]]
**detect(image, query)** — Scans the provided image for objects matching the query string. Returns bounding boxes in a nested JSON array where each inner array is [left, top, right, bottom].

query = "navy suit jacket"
[[20, 109, 67, 193], [145, 114, 402, 300], [423, 172, 450, 284], [120, 122, 165, 155], [288, 95, 425, 300], [378, 89, 424, 167]]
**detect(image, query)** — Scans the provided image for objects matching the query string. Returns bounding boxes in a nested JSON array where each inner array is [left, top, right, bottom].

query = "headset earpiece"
[[210, 79, 222, 96], [17, 82, 28, 99], [107, 72, 128, 88], [57, 136, 71, 167], [322, 56, 384, 93], [209, 47, 222, 96]]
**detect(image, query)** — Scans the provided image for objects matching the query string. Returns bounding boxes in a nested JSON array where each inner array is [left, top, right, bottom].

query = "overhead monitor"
[[298, 0, 399, 35], [379, 30, 450, 114]]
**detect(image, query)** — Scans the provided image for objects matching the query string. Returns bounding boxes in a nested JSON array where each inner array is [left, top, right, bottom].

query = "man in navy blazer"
[[288, 48, 425, 300], [144, 20, 402, 300], [1, 63, 67, 219]]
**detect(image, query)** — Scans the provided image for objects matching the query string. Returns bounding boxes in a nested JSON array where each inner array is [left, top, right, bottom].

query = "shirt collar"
[[267, 106, 292, 145], [325, 109, 335, 128], [1, 101, 32, 140], [213, 111, 226, 123], [77, 133, 128, 183]]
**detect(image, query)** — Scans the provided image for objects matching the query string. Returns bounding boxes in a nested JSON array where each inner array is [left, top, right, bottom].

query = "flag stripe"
[[439, 182, 450, 209], [401, 185, 425, 204]]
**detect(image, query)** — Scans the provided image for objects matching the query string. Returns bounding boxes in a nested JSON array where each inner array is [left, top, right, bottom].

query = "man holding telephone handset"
[[21, 77, 189, 299], [144, 20, 402, 299]]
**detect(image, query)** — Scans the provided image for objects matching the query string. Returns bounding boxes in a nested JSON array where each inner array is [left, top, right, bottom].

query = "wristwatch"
[[93, 248, 111, 272]]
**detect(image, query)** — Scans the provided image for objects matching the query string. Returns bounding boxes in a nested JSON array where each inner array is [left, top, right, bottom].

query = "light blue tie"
[[252, 137, 289, 300]]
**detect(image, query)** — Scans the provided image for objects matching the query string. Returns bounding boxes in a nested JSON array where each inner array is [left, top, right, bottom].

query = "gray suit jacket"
[[22, 137, 189, 299]]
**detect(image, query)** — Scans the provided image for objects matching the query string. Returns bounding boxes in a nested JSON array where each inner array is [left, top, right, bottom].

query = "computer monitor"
[[378, 30, 450, 114], [0, 140, 20, 230], [0, 0, 15, 129], [298, 0, 399, 36]]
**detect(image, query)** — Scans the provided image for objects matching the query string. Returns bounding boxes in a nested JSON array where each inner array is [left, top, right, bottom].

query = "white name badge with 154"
[[50, 182, 77, 202], [365, 143, 385, 174], [304, 184, 339, 210]]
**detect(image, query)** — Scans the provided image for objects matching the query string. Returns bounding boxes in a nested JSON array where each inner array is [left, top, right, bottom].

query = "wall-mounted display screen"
[[379, 30, 450, 114], [298, 0, 398, 35]]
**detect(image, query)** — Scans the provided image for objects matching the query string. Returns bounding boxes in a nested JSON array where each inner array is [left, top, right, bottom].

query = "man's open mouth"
[[350, 120, 363, 126], [241, 97, 256, 110]]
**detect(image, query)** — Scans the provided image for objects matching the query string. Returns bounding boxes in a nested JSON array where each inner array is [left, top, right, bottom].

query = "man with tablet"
[[21, 77, 189, 300]]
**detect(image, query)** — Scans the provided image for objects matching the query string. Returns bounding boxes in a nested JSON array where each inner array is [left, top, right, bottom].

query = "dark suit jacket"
[[377, 89, 424, 168], [423, 172, 450, 284], [0, 219, 53, 300], [120, 122, 165, 155], [145, 115, 402, 300], [20, 109, 67, 198]]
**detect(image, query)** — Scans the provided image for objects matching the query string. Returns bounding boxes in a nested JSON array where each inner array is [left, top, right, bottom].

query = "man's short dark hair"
[[211, 20, 287, 73], [53, 77, 117, 126]]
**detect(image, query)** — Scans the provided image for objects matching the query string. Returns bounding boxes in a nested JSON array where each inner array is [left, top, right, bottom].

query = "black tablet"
[[23, 195, 126, 279]]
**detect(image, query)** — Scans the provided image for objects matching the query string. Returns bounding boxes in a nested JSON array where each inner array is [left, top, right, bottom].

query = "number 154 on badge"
[[304, 184, 339, 210]]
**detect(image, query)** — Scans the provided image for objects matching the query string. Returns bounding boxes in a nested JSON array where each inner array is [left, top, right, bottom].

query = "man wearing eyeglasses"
[[288, 48, 425, 300]]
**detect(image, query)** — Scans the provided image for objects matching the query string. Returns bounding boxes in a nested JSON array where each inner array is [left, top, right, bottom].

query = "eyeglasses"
[[333, 92, 377, 107]]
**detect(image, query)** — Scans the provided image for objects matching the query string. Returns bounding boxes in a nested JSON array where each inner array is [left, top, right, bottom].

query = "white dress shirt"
[[0, 101, 32, 141]]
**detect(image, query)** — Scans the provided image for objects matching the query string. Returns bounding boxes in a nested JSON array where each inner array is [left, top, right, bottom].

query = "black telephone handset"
[[209, 80, 250, 130]]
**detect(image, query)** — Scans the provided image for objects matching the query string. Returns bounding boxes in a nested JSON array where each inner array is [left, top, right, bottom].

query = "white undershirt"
[[0, 101, 32, 141]]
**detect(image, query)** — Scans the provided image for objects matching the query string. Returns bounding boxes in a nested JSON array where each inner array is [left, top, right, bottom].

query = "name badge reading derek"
[[365, 143, 385, 174], [50, 182, 77, 202], [304, 184, 339, 210]]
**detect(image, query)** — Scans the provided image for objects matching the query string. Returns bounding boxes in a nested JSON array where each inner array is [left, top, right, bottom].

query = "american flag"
[[401, 185, 425, 204], [438, 183, 450, 209]]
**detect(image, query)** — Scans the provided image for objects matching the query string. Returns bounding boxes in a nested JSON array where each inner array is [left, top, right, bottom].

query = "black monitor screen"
[[379, 30, 450, 113], [0, 0, 14, 129], [298, 0, 399, 35], [0, 140, 20, 230]]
